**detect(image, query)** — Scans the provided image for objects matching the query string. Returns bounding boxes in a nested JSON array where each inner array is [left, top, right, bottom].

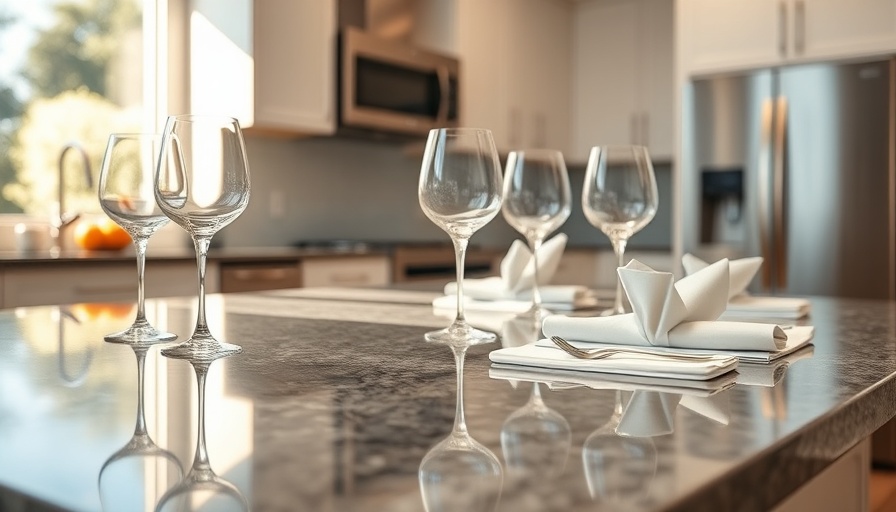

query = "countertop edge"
[[669, 368, 896, 511]]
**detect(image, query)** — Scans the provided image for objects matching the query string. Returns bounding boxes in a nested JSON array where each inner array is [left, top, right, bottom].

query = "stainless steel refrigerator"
[[681, 57, 895, 300]]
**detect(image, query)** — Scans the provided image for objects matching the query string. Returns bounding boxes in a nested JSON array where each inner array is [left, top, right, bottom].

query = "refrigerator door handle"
[[758, 98, 775, 290], [774, 96, 789, 291]]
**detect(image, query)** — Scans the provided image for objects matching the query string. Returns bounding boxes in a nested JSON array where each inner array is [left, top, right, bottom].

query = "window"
[[0, 0, 153, 218]]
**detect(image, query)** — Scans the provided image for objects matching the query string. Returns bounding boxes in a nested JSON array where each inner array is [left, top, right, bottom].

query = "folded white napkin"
[[489, 363, 738, 394], [442, 233, 589, 302], [432, 293, 599, 313], [437, 233, 598, 312], [682, 253, 811, 319], [541, 259, 815, 360], [735, 344, 815, 387], [488, 343, 738, 380]]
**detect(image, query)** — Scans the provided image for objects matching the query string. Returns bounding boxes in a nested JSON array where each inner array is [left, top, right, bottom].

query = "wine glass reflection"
[[500, 382, 571, 480], [582, 390, 659, 509], [498, 314, 571, 479], [419, 342, 503, 512], [98, 344, 183, 511], [155, 353, 248, 512]]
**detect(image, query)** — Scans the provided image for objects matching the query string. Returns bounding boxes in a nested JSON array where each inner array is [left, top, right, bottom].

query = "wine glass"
[[501, 149, 572, 321], [154, 115, 250, 360], [418, 128, 503, 345], [155, 355, 248, 512], [98, 343, 183, 510], [98, 133, 177, 343], [582, 145, 658, 316], [419, 342, 504, 512]]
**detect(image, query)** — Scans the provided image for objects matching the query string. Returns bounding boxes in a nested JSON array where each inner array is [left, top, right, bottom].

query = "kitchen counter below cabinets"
[[0, 247, 392, 308], [0, 259, 202, 309], [219, 253, 392, 292]]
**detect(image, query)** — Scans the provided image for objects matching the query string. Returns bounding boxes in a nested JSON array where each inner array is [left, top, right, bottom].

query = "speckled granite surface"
[[0, 293, 895, 511]]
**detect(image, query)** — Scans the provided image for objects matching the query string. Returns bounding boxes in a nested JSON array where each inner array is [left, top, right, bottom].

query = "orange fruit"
[[98, 217, 131, 250], [74, 221, 106, 250]]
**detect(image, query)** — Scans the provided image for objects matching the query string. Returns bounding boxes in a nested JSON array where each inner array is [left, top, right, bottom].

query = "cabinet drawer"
[[220, 262, 302, 293], [301, 256, 390, 288]]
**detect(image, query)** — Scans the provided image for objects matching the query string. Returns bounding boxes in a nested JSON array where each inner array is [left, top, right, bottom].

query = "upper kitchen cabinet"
[[570, 0, 674, 162], [190, 0, 337, 135], [455, 0, 571, 154], [678, 0, 896, 77]]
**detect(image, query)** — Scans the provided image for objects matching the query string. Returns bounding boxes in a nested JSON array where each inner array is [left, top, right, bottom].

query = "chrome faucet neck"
[[52, 142, 94, 252]]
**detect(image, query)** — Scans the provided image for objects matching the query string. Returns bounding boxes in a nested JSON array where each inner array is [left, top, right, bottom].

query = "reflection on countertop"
[[0, 294, 893, 511]]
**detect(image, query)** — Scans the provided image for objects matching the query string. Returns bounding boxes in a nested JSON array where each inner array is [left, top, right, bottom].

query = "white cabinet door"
[[678, 0, 783, 76], [799, 0, 896, 62], [571, 0, 674, 162], [572, 0, 639, 162], [641, 0, 675, 159], [457, 0, 571, 154], [679, 0, 896, 77], [191, 0, 337, 135], [253, 0, 337, 134], [457, 0, 512, 148]]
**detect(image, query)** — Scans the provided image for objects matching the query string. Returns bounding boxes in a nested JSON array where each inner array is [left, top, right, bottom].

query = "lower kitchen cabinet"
[[0, 261, 206, 309], [301, 255, 391, 288], [551, 248, 673, 289], [219, 261, 302, 293]]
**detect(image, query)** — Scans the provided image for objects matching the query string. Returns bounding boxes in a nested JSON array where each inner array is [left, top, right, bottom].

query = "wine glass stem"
[[611, 237, 628, 314], [453, 237, 470, 323], [450, 344, 468, 435], [134, 347, 148, 437], [134, 237, 149, 323], [193, 236, 212, 337], [192, 362, 212, 471], [527, 236, 544, 310]]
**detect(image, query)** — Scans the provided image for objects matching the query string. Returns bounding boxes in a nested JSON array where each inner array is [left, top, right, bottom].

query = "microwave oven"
[[340, 26, 460, 136]]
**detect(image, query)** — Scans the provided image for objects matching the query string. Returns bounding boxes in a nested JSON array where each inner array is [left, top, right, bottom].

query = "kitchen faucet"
[[50, 142, 93, 254]]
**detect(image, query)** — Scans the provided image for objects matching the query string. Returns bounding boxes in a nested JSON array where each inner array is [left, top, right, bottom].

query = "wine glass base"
[[104, 323, 177, 345], [425, 321, 496, 347], [161, 337, 242, 362]]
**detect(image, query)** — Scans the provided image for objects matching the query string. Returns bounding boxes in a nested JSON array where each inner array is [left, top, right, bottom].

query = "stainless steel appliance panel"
[[683, 58, 895, 299]]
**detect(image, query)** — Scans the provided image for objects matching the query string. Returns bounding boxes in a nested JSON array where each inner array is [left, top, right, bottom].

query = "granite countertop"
[[0, 292, 894, 511]]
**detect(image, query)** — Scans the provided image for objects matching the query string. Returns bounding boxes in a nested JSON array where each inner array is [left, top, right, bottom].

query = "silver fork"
[[548, 335, 723, 362]]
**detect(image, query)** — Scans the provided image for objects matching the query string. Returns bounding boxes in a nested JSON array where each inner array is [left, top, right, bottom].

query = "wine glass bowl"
[[501, 149, 572, 320], [418, 128, 503, 345], [155, 115, 250, 360], [98, 133, 177, 344], [582, 145, 658, 315]]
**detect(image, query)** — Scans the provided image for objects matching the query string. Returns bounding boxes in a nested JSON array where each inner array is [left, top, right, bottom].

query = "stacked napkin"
[[433, 234, 598, 312], [682, 254, 811, 319], [489, 258, 815, 381], [540, 258, 814, 360]]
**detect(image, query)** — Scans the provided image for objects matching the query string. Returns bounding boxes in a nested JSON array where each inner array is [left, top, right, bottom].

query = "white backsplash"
[[213, 136, 673, 250]]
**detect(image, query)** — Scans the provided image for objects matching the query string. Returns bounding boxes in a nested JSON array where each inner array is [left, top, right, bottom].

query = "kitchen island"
[[0, 291, 894, 511]]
